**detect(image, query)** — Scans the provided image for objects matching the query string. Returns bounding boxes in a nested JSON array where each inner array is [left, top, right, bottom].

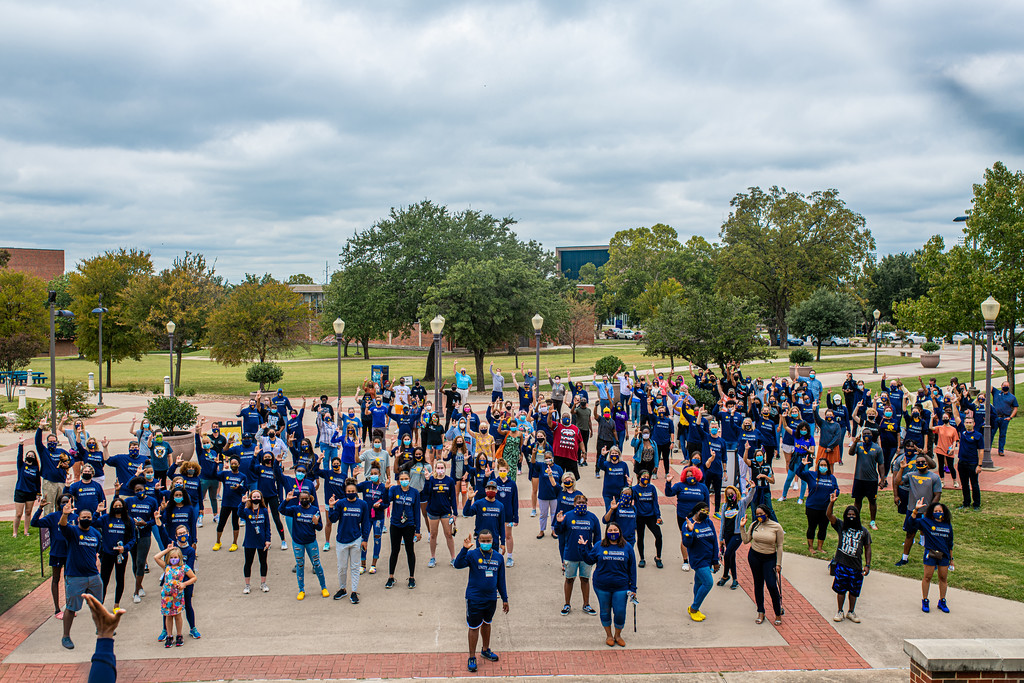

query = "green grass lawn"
[[0, 522, 49, 615], [772, 491, 1024, 603]]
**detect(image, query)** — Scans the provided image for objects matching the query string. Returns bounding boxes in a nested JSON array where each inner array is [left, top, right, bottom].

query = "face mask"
[[373, 443, 382, 451], [169, 557, 180, 566], [458, 422, 466, 430], [857, 384, 864, 390], [755, 455, 765, 464], [826, 416, 833, 422], [620, 495, 631, 505], [403, 438, 412, 446], [884, 411, 892, 418], [48, 443, 57, 452], [942, 416, 950, 423], [917, 464, 929, 471], [727, 493, 736, 502], [574, 504, 586, 515], [81, 473, 92, 481], [251, 497, 262, 506], [435, 468, 446, 477], [933, 512, 944, 522], [710, 427, 718, 436], [400, 480, 410, 489], [369, 474, 380, 483], [1003, 386, 1011, 393], [79, 518, 92, 530], [332, 462, 342, 471], [640, 478, 649, 486], [607, 531, 620, 541], [485, 490, 497, 500], [845, 515, 856, 524], [642, 433, 650, 439], [809, 373, 815, 379], [136, 490, 146, 498], [686, 476, 696, 484], [498, 471, 508, 480], [799, 430, 809, 438], [177, 536, 189, 546], [145, 473, 154, 481], [300, 499, 311, 508], [142, 423, 150, 429], [264, 458, 273, 466], [562, 417, 571, 426], [111, 506, 123, 514], [479, 542, 493, 552], [155, 436, 163, 443], [174, 495, 184, 503], [756, 514, 767, 522], [818, 466, 828, 474], [296, 472, 305, 481]]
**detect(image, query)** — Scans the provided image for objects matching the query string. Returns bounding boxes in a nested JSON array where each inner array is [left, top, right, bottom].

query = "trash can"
[[371, 364, 390, 387]]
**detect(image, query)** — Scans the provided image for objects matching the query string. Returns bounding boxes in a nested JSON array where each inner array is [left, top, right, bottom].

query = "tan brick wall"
[[911, 659, 1024, 683]]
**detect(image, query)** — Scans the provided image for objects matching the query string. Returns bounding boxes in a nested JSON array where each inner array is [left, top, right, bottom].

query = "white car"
[[906, 333, 928, 344], [951, 332, 973, 343], [614, 329, 635, 340]]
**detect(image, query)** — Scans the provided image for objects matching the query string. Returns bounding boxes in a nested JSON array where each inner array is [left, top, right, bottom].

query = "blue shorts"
[[831, 563, 863, 597], [491, 391, 503, 402], [466, 599, 497, 629], [923, 552, 950, 567], [902, 510, 916, 534], [564, 560, 593, 579], [65, 574, 103, 612], [49, 555, 66, 570]]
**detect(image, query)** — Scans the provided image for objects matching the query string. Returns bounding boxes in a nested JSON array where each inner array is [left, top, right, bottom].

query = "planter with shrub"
[[788, 348, 814, 380], [920, 342, 941, 369], [143, 395, 199, 460]]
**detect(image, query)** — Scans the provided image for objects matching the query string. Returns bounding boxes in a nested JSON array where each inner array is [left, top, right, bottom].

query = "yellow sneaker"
[[297, 592, 305, 601], [228, 544, 238, 552], [688, 607, 706, 622], [212, 542, 222, 551], [321, 589, 330, 598]]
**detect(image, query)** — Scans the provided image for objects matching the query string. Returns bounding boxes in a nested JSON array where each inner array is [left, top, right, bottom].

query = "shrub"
[[178, 385, 197, 397], [789, 348, 814, 366], [688, 386, 717, 411], [0, 414, 8, 429], [245, 362, 284, 391], [55, 380, 95, 421], [921, 342, 940, 353], [591, 355, 624, 377], [143, 396, 199, 433], [15, 400, 46, 431], [151, 384, 164, 395]]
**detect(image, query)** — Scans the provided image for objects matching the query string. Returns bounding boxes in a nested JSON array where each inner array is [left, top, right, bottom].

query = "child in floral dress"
[[155, 546, 197, 648]]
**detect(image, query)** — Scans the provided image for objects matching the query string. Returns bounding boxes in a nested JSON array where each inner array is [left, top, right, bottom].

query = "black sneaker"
[[175, 635, 183, 647], [638, 559, 646, 568], [582, 604, 597, 615], [717, 577, 728, 586], [480, 648, 499, 662], [350, 592, 360, 604], [385, 578, 395, 589], [408, 577, 416, 589], [333, 588, 347, 600], [467, 656, 477, 672], [560, 604, 571, 616]]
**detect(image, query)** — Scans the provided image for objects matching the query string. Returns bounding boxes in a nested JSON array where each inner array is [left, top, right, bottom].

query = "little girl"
[[155, 546, 197, 648]]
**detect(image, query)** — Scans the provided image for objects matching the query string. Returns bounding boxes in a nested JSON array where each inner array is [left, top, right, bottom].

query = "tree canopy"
[[786, 287, 860, 361], [0, 268, 48, 399], [321, 262, 391, 359], [865, 252, 928, 322], [207, 279, 311, 365]]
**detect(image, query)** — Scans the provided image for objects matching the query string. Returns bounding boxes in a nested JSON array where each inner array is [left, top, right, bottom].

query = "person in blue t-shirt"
[[951, 401, 984, 510], [57, 498, 103, 650], [553, 493, 600, 617], [598, 448, 630, 512], [681, 502, 719, 622], [454, 529, 509, 673], [33, 492, 76, 618], [665, 467, 710, 571], [68, 463, 106, 515], [580, 521, 637, 647], [238, 490, 273, 593], [990, 382, 1019, 457], [910, 498, 953, 613]]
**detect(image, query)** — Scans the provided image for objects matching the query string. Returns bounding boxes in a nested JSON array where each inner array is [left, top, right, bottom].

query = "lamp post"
[[531, 313, 544, 387], [166, 321, 176, 398], [333, 318, 345, 400], [872, 309, 881, 374], [430, 315, 445, 410], [48, 291, 75, 435], [981, 295, 1000, 469], [91, 294, 108, 406]]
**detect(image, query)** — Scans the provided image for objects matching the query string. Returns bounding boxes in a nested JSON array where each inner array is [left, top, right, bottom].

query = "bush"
[[151, 384, 164, 395], [245, 362, 284, 391], [0, 414, 8, 429], [55, 380, 95, 421], [143, 395, 199, 433], [921, 341, 940, 353], [178, 385, 197, 397], [591, 355, 624, 377], [688, 386, 717, 411], [789, 348, 814, 366], [15, 400, 46, 431]]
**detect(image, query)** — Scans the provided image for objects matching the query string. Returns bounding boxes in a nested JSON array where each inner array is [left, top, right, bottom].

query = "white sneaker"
[[776, 496, 787, 502], [197, 515, 204, 528], [243, 585, 251, 594], [261, 583, 270, 593], [682, 562, 691, 572], [797, 498, 804, 505], [280, 541, 288, 551], [323, 542, 330, 552], [833, 610, 844, 622], [132, 594, 141, 604], [506, 557, 514, 568], [530, 509, 537, 517], [214, 514, 220, 523], [137, 589, 146, 597], [846, 611, 861, 623]]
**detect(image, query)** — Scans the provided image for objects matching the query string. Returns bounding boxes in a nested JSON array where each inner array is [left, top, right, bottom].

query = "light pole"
[[872, 309, 881, 374], [91, 294, 108, 406], [981, 295, 1000, 469], [333, 318, 345, 400], [430, 315, 445, 411], [48, 291, 74, 435], [166, 321, 176, 398], [532, 313, 543, 388]]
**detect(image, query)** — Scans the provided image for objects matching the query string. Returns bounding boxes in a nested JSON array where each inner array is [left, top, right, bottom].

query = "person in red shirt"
[[548, 414, 582, 479]]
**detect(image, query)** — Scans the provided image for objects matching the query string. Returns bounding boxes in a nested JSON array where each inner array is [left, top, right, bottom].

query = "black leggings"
[[658, 443, 671, 475], [957, 461, 980, 508], [243, 547, 268, 578], [722, 534, 741, 580], [361, 419, 372, 444], [747, 548, 782, 616], [99, 550, 129, 604], [939, 455, 957, 481], [130, 532, 152, 578], [388, 525, 416, 577], [805, 507, 828, 541], [636, 514, 663, 560], [880, 439, 898, 473], [704, 472, 722, 513], [265, 496, 286, 539], [217, 507, 240, 532], [579, 431, 590, 459]]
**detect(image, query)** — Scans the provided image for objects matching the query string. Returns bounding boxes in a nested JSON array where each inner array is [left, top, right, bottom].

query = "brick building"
[[1, 247, 64, 281]]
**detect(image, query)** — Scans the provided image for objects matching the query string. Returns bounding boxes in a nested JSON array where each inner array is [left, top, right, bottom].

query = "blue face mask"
[[295, 472, 305, 481], [400, 480, 410, 488], [710, 428, 718, 435], [574, 504, 586, 515], [818, 466, 828, 474], [173, 495, 184, 503], [479, 542, 493, 552], [369, 475, 379, 483], [607, 531, 620, 542]]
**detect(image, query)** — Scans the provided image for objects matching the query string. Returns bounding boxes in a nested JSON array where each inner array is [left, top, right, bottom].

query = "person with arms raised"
[[454, 530, 509, 673]]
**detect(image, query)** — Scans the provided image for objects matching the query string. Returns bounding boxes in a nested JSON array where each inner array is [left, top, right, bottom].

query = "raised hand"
[[685, 517, 695, 532], [463, 534, 474, 549], [101, 436, 110, 448], [555, 511, 565, 523]]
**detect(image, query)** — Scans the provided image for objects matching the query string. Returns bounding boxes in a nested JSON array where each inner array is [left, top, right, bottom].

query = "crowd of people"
[[10, 361, 1017, 674]]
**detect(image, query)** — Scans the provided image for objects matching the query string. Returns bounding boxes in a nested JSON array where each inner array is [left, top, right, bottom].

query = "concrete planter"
[[163, 432, 196, 462], [1015, 346, 1024, 359], [920, 353, 940, 369], [789, 365, 813, 380]]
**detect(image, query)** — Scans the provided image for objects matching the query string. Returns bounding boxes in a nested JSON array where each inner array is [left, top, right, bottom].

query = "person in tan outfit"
[[740, 505, 785, 625]]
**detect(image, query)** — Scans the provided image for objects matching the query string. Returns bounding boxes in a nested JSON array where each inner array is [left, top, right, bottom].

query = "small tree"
[[558, 296, 597, 363], [208, 279, 311, 366], [246, 362, 284, 391], [0, 269, 48, 400], [786, 287, 860, 361], [789, 348, 814, 366], [592, 355, 625, 377], [921, 341, 940, 354], [143, 396, 199, 434]]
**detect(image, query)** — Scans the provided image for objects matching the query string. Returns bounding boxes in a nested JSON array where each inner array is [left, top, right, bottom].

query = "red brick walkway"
[[0, 557, 867, 682]]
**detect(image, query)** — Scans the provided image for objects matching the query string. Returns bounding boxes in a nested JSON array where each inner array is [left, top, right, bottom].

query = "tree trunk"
[[474, 348, 486, 392], [343, 339, 349, 357], [361, 337, 370, 360], [106, 357, 112, 388], [175, 347, 183, 388], [423, 342, 436, 383], [670, 355, 675, 371], [778, 316, 789, 350], [572, 342, 576, 363], [816, 341, 822, 362]]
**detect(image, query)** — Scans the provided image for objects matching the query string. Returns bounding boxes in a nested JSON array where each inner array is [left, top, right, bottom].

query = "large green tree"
[[207, 279, 311, 366], [786, 287, 860, 361], [126, 252, 223, 388], [321, 263, 391, 359], [717, 186, 874, 347], [642, 290, 771, 375], [68, 249, 155, 384], [865, 252, 928, 322], [341, 200, 557, 380], [47, 273, 77, 342], [418, 259, 564, 385], [0, 269, 48, 399]]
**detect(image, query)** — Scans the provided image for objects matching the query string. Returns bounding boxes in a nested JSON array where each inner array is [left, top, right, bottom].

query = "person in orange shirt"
[[931, 412, 960, 489]]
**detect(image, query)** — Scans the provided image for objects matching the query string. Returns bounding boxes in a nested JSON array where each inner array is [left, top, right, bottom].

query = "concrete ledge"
[[904, 638, 1024, 672]]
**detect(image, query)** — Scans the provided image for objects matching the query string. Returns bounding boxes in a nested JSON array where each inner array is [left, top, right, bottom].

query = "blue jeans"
[[781, 466, 807, 500], [292, 541, 326, 592], [200, 477, 220, 514], [630, 401, 641, 423], [361, 518, 386, 562], [593, 586, 628, 629], [340, 462, 356, 479], [616, 430, 627, 451], [320, 444, 338, 461], [995, 417, 1010, 453], [692, 565, 713, 611]]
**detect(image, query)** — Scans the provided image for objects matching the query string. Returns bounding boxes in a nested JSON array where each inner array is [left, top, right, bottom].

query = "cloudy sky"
[[2, 0, 1022, 282]]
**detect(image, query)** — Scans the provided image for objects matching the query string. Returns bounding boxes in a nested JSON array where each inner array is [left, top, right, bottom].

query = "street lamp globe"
[[981, 296, 1000, 323], [430, 315, 445, 335], [532, 313, 544, 331], [166, 321, 176, 335], [333, 318, 346, 336], [872, 309, 880, 321]]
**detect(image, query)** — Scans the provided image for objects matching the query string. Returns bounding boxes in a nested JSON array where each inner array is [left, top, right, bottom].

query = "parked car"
[[787, 335, 804, 346], [822, 336, 850, 347], [951, 332, 972, 343], [603, 328, 618, 339], [632, 330, 645, 341], [906, 333, 928, 345], [617, 329, 636, 340]]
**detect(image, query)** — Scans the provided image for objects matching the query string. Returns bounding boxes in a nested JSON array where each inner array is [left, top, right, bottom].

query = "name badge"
[[485, 570, 494, 578]]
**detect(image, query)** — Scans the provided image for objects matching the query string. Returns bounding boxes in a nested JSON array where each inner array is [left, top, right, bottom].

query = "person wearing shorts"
[[553, 494, 599, 616], [454, 529, 509, 673], [57, 500, 104, 650], [826, 493, 871, 623], [849, 434, 885, 530]]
